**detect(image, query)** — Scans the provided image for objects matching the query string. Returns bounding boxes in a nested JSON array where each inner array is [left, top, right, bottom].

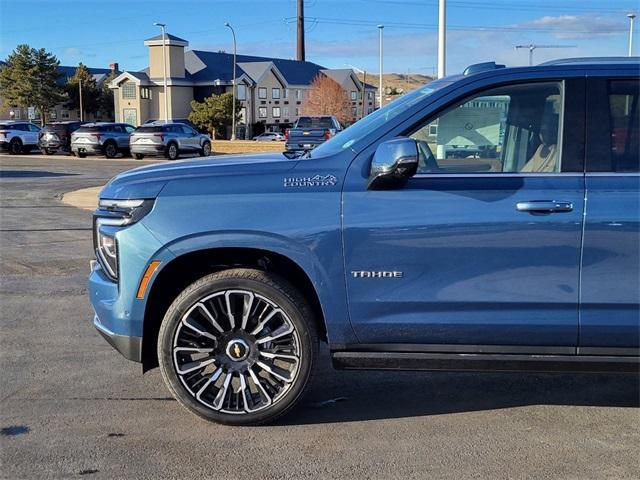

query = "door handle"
[[516, 201, 573, 213]]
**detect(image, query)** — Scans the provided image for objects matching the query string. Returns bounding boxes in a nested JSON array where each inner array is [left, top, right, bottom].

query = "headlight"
[[93, 199, 154, 281]]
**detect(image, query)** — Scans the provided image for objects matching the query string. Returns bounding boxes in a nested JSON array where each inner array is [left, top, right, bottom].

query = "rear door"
[[580, 75, 640, 354]]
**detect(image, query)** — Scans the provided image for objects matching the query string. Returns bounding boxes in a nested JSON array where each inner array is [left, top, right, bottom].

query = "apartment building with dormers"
[[108, 33, 376, 138]]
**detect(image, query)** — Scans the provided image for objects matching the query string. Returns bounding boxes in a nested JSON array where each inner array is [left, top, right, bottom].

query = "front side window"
[[272, 107, 281, 118], [258, 87, 267, 99], [607, 79, 639, 172], [410, 82, 563, 174], [259, 107, 267, 118], [122, 82, 136, 99], [272, 88, 280, 99]]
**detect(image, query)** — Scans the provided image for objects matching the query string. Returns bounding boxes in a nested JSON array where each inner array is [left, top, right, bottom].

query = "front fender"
[[143, 230, 357, 345]]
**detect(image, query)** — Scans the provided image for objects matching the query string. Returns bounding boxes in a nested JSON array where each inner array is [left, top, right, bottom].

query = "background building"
[[109, 33, 377, 137]]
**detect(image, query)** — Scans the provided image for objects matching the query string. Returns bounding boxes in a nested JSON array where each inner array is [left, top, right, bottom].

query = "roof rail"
[[463, 61, 506, 76], [540, 56, 640, 66]]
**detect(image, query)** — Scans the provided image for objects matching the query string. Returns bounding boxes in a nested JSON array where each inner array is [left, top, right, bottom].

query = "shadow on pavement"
[[0, 170, 78, 178], [282, 349, 640, 425]]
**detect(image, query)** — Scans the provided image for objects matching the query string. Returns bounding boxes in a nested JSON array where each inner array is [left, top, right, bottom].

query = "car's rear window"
[[135, 126, 165, 133], [296, 117, 334, 129], [76, 125, 108, 133]]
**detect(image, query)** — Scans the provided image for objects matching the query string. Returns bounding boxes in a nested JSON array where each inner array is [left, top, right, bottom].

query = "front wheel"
[[133, 153, 145, 160], [157, 268, 318, 425], [103, 141, 118, 159], [9, 139, 23, 154]]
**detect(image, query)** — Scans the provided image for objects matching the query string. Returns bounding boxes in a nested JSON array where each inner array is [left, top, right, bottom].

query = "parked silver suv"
[[71, 122, 136, 158], [130, 122, 212, 160]]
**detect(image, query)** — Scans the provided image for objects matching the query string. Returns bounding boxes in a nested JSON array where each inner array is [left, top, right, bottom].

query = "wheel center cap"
[[226, 339, 250, 362]]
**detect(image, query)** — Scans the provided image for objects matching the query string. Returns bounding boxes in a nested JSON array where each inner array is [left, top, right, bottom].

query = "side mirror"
[[367, 137, 419, 190]]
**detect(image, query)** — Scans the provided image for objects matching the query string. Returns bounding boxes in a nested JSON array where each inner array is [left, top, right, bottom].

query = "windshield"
[[308, 78, 454, 158]]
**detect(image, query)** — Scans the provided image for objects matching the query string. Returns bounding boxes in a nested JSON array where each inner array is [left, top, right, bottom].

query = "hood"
[[100, 153, 298, 199]]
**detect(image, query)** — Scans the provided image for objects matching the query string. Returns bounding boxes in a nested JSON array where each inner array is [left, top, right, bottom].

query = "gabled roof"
[[56, 65, 116, 86], [185, 50, 326, 85]]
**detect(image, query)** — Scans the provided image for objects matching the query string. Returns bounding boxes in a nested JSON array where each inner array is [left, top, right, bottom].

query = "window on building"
[[351, 91, 357, 101], [295, 107, 300, 116], [61, 110, 70, 119], [272, 107, 281, 118], [351, 107, 357, 118], [283, 89, 289, 99], [258, 87, 267, 99], [283, 106, 289, 117], [49, 110, 57, 119], [259, 107, 267, 118], [240, 107, 246, 123], [295, 89, 303, 100], [140, 87, 151, 99], [11, 109, 21, 119], [272, 88, 280, 99], [237, 85, 246, 101], [122, 82, 136, 99]]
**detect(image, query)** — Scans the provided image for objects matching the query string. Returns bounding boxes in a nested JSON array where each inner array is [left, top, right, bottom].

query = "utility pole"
[[437, 0, 446, 78], [79, 78, 83, 122], [515, 44, 576, 66], [378, 25, 384, 108], [297, 0, 305, 61], [225, 22, 237, 140], [154, 22, 169, 122], [628, 13, 636, 57]]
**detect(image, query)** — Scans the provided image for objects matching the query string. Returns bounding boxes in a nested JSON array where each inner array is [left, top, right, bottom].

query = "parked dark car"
[[70, 122, 136, 158], [39, 121, 85, 154], [285, 115, 342, 152]]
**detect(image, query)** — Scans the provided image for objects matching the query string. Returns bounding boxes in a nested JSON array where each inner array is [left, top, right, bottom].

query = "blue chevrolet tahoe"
[[90, 58, 640, 425]]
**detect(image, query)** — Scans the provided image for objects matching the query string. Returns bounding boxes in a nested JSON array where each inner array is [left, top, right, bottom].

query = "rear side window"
[[76, 126, 101, 133], [608, 80, 639, 172], [296, 117, 334, 129], [135, 126, 165, 133]]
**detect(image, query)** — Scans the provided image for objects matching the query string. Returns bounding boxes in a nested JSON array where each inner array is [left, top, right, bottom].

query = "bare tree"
[[300, 74, 352, 126]]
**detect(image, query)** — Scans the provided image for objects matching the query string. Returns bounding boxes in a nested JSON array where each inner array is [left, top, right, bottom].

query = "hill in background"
[[356, 72, 434, 101]]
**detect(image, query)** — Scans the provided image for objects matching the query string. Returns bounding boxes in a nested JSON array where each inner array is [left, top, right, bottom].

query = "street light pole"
[[154, 22, 169, 122], [225, 22, 237, 140], [79, 78, 83, 122], [437, 0, 446, 78], [628, 13, 636, 57], [377, 25, 384, 108]]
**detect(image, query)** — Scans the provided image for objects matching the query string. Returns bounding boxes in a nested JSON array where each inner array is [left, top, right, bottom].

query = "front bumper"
[[94, 315, 142, 362]]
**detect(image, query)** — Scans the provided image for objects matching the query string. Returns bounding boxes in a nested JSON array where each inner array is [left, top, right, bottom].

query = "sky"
[[1, 0, 638, 76]]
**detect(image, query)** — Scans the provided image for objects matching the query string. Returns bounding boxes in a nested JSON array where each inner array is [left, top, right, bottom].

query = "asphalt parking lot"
[[1, 154, 639, 479]]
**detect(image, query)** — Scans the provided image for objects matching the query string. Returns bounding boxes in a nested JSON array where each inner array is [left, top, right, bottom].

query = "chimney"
[[109, 62, 119, 73], [296, 0, 305, 61]]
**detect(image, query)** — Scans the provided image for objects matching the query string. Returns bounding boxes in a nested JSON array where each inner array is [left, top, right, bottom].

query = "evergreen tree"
[[98, 72, 116, 120], [0, 45, 64, 125], [188, 92, 241, 138], [66, 63, 100, 118]]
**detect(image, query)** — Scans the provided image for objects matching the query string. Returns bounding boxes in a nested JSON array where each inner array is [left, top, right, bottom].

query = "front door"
[[343, 79, 586, 349]]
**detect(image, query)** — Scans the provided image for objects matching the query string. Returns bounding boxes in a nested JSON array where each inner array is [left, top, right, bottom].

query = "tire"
[[41, 148, 54, 155], [133, 153, 145, 160], [199, 141, 211, 157], [9, 138, 23, 155], [157, 268, 318, 426], [103, 141, 118, 159], [77, 151, 87, 158], [165, 142, 179, 160]]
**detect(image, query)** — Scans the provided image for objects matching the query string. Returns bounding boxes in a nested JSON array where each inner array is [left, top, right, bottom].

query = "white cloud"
[[518, 14, 626, 40]]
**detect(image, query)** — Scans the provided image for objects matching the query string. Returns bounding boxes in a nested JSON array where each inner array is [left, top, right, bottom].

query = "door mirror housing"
[[367, 137, 419, 190]]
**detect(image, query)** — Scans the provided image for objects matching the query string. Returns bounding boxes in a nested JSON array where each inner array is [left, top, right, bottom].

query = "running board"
[[331, 351, 640, 374]]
